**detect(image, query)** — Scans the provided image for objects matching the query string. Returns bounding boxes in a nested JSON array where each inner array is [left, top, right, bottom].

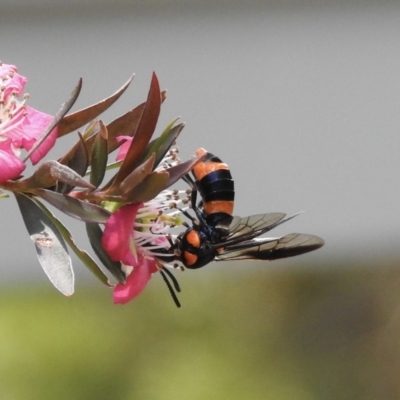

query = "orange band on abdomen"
[[203, 200, 234, 215], [193, 149, 229, 181]]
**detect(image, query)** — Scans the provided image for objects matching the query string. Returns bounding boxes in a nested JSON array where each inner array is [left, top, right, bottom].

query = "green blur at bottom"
[[1, 261, 400, 400]]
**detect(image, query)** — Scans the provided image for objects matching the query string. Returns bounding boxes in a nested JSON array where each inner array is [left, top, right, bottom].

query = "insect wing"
[[218, 212, 301, 248], [216, 233, 324, 261], [228, 213, 284, 236]]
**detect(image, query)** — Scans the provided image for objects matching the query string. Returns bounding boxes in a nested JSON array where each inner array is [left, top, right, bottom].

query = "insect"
[[158, 148, 324, 306], [178, 148, 235, 268], [177, 148, 324, 267]]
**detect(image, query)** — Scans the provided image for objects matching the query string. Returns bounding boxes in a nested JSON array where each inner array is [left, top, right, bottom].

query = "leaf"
[[58, 133, 89, 174], [22, 163, 58, 189], [113, 73, 162, 187], [90, 121, 108, 188], [144, 118, 179, 159], [57, 75, 134, 137], [86, 223, 125, 283], [15, 193, 74, 296], [165, 153, 206, 188], [81, 103, 145, 161], [95, 87, 167, 192], [145, 121, 185, 169], [30, 197, 111, 286], [57, 133, 89, 193], [119, 153, 155, 195], [23, 79, 82, 162], [46, 161, 94, 189], [124, 171, 169, 203], [19, 159, 92, 193], [104, 89, 167, 155], [103, 104, 146, 153], [34, 189, 110, 223]]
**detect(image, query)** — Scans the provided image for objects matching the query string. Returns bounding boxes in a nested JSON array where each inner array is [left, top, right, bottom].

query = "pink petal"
[[113, 258, 155, 304], [0, 150, 26, 183], [0, 64, 56, 167], [101, 203, 143, 263], [19, 106, 58, 165], [116, 136, 132, 161], [0, 64, 27, 98], [28, 128, 58, 165]]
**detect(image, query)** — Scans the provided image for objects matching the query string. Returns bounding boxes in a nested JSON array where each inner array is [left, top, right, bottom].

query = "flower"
[[102, 191, 187, 304], [102, 136, 187, 304], [102, 202, 158, 304], [115, 135, 131, 162], [0, 62, 58, 183]]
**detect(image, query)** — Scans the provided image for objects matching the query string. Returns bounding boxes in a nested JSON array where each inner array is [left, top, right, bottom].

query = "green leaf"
[[113, 73, 162, 187], [23, 78, 82, 163], [145, 121, 185, 169], [86, 223, 125, 284], [124, 171, 169, 203], [15, 193, 74, 296], [30, 197, 111, 287], [57, 75, 134, 137], [90, 121, 108, 188], [34, 189, 110, 223]]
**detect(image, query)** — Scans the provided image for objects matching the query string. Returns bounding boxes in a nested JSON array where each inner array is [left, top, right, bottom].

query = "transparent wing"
[[216, 233, 324, 261], [215, 212, 302, 248], [227, 213, 286, 237]]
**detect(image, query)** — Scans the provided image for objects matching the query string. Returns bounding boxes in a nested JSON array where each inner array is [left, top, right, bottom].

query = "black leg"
[[182, 172, 195, 189]]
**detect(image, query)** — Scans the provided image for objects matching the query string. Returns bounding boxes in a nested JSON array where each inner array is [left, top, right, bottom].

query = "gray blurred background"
[[2, 0, 400, 281], [2, 1, 400, 400]]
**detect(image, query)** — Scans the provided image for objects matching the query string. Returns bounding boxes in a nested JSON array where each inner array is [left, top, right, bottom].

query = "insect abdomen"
[[193, 148, 235, 218]]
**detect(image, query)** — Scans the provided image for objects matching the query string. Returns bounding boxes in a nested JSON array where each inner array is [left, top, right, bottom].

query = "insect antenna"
[[160, 267, 181, 308], [162, 266, 181, 292]]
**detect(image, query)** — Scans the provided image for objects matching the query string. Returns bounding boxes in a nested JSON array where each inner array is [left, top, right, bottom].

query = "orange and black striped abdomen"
[[174, 148, 235, 269], [193, 148, 235, 219]]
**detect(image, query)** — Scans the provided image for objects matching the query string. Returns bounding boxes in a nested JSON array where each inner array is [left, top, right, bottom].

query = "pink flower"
[[101, 139, 187, 304], [102, 192, 187, 304], [102, 202, 162, 304], [113, 257, 157, 304], [0, 63, 58, 183], [115, 135, 131, 162]]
